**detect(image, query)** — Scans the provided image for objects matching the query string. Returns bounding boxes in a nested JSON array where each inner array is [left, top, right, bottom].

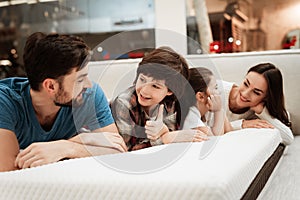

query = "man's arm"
[[0, 129, 20, 172], [96, 123, 119, 133], [15, 123, 127, 169], [69, 123, 127, 152]]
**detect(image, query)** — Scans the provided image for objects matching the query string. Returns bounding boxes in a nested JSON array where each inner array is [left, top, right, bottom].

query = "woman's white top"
[[221, 80, 294, 145]]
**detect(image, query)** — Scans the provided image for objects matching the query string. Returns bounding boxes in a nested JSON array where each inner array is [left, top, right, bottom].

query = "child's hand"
[[145, 104, 167, 140], [192, 130, 210, 142], [207, 94, 222, 112], [162, 129, 209, 143]]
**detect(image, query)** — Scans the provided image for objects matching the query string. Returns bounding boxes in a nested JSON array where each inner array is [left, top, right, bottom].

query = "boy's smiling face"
[[135, 74, 173, 110]]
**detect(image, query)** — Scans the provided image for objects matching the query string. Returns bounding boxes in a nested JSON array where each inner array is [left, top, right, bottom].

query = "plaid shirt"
[[111, 86, 178, 151]]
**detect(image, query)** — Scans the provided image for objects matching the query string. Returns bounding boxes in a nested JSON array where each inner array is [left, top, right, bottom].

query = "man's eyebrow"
[[77, 73, 88, 79]]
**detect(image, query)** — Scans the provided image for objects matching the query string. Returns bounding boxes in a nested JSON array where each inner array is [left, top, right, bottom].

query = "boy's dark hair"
[[134, 46, 189, 99], [134, 46, 190, 127], [23, 32, 90, 91]]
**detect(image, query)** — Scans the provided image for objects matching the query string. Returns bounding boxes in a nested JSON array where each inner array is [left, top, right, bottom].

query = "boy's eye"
[[77, 79, 84, 83], [139, 77, 145, 82]]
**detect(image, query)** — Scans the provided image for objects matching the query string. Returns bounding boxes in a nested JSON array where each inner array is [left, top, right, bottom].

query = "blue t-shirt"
[[0, 78, 114, 149]]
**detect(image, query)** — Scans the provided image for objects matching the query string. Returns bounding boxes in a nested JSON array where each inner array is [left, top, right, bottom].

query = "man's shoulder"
[[0, 78, 29, 100], [0, 77, 28, 89]]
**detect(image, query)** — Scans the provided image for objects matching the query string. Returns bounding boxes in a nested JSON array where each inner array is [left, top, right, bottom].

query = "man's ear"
[[196, 91, 206, 103], [42, 78, 57, 95]]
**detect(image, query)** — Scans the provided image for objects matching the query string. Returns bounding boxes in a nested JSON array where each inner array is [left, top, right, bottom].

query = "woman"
[[222, 63, 294, 145]]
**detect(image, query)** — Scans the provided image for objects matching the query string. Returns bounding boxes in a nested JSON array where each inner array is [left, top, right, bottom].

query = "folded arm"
[[161, 129, 209, 144], [257, 108, 294, 145], [15, 123, 127, 169]]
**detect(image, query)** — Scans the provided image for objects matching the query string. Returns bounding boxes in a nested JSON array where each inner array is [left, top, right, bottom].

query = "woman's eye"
[[254, 91, 260, 95], [243, 81, 248, 87], [77, 79, 84, 83]]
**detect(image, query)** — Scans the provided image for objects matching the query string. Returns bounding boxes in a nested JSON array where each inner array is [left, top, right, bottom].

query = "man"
[[0, 32, 127, 172]]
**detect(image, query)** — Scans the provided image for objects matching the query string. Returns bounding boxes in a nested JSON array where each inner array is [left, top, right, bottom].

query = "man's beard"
[[54, 100, 72, 107], [54, 99, 83, 108], [54, 88, 85, 108]]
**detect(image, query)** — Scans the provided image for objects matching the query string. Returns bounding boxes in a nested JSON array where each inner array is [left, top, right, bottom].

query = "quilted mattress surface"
[[0, 128, 281, 200]]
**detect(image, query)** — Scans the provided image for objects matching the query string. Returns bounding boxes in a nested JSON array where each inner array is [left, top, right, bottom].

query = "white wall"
[[259, 0, 300, 50], [154, 0, 187, 55]]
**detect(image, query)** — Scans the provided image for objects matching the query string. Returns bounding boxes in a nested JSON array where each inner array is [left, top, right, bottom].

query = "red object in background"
[[128, 52, 144, 58], [283, 35, 297, 49], [210, 41, 221, 53]]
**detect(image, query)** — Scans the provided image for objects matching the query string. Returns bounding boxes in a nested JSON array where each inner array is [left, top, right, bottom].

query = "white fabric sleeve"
[[230, 119, 243, 131], [182, 106, 205, 130], [257, 107, 294, 145]]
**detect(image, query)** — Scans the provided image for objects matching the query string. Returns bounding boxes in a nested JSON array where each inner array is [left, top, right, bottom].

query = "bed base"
[[241, 144, 285, 200]]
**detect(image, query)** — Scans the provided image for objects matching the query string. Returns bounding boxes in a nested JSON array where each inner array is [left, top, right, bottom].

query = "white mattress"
[[0, 128, 281, 200]]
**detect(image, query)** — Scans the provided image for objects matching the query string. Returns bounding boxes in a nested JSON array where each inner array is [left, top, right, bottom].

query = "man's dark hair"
[[23, 32, 90, 91]]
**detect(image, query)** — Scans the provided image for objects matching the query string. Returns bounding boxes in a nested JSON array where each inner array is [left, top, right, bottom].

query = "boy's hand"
[[145, 104, 167, 140]]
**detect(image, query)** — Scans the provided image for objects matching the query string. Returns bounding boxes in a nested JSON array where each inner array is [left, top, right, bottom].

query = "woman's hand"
[[250, 101, 265, 114], [242, 119, 274, 129]]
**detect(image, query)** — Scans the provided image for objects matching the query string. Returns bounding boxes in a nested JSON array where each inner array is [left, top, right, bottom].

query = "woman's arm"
[[257, 107, 294, 145]]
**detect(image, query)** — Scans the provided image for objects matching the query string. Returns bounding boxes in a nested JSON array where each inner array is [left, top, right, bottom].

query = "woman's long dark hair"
[[248, 63, 291, 127]]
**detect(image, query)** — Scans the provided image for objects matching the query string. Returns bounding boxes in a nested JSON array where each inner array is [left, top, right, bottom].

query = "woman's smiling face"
[[236, 71, 268, 108]]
